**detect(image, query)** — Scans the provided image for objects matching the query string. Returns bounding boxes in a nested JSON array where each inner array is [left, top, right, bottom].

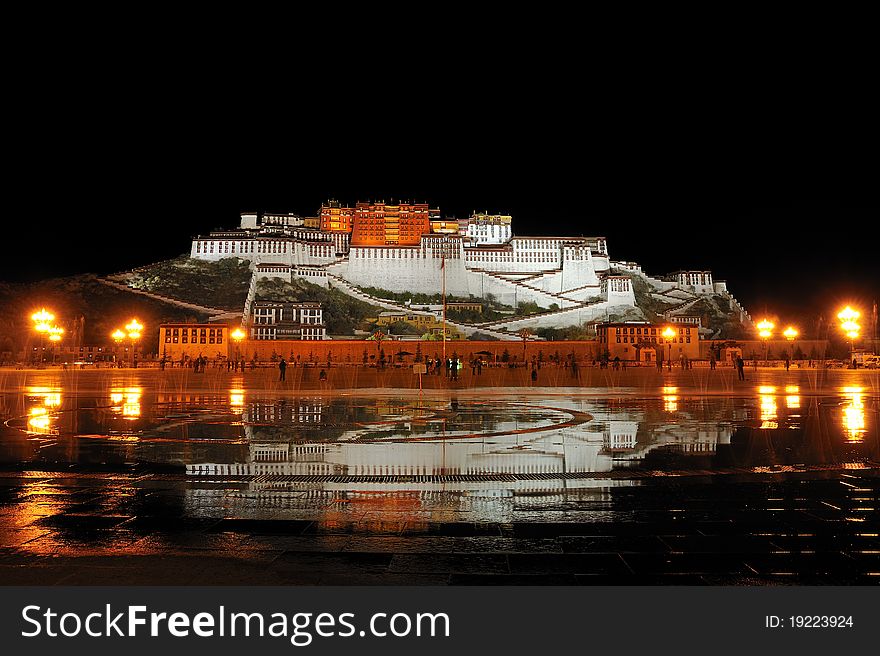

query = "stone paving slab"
[[508, 553, 631, 576], [388, 553, 510, 575]]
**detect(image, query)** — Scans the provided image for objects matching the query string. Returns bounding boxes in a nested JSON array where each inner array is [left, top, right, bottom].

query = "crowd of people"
[[148, 350, 827, 385]]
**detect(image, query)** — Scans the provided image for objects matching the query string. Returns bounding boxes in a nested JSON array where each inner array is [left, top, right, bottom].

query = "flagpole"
[[442, 251, 447, 364]]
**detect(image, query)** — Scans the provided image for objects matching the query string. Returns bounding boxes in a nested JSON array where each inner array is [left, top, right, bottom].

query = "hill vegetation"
[[122, 256, 252, 311]]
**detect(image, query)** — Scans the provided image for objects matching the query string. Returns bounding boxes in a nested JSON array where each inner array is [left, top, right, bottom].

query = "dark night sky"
[[5, 99, 877, 324]]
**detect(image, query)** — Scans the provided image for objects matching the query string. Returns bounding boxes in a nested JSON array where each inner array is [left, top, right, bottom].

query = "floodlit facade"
[[595, 321, 700, 362], [159, 323, 230, 361], [188, 200, 749, 335]]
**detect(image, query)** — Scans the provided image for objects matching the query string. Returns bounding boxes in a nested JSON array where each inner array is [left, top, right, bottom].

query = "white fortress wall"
[[191, 235, 337, 267], [342, 246, 471, 296], [591, 253, 610, 274], [559, 246, 601, 290], [601, 276, 636, 306]]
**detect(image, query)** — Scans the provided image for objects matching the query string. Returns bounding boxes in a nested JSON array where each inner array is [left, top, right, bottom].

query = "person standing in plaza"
[[736, 355, 745, 381], [279, 357, 287, 382]]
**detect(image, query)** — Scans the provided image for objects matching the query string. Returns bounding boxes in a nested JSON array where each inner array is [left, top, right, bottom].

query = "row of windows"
[[196, 241, 279, 254], [165, 337, 222, 344], [613, 326, 691, 335], [196, 240, 337, 256], [466, 252, 557, 263], [167, 328, 223, 335], [616, 336, 690, 344], [251, 327, 325, 340]]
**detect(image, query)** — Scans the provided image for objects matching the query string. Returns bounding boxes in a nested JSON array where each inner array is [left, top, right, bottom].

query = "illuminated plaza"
[[0, 366, 877, 584]]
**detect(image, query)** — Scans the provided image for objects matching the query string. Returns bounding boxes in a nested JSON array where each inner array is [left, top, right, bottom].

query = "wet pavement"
[[0, 367, 877, 585]]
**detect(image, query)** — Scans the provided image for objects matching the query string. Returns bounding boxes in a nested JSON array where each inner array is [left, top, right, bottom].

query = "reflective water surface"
[[4, 382, 878, 491], [1, 370, 878, 584]]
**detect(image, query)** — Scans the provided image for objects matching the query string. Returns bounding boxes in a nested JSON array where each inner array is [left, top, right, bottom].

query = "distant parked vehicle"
[[863, 355, 880, 369]]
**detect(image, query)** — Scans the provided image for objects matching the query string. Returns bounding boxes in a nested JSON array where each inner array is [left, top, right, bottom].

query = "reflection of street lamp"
[[783, 326, 798, 359], [757, 319, 774, 366], [231, 328, 246, 363], [662, 326, 676, 371], [837, 306, 860, 366]]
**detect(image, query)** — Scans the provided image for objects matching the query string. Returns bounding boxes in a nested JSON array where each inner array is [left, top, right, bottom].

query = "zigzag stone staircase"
[[325, 274, 518, 341]]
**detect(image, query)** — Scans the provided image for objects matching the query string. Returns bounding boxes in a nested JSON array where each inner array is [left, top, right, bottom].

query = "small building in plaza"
[[250, 301, 326, 340], [595, 321, 700, 363], [46, 344, 145, 364], [158, 323, 230, 362]]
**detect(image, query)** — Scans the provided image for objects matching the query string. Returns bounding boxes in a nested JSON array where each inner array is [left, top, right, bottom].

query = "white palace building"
[[189, 202, 749, 334]]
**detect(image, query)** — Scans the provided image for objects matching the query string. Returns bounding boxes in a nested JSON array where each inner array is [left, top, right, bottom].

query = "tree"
[[518, 327, 533, 359]]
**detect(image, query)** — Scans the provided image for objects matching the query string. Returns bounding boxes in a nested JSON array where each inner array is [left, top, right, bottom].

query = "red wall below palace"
[[230, 339, 603, 364]]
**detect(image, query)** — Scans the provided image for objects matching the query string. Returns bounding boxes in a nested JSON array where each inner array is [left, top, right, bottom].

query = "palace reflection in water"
[[5, 386, 876, 478], [0, 379, 875, 539]]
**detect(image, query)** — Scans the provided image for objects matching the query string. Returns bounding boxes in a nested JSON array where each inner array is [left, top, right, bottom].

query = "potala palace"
[[189, 201, 751, 338]]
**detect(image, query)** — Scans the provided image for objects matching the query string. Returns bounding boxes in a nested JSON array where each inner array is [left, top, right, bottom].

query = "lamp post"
[[662, 326, 676, 371], [837, 306, 860, 367], [125, 319, 143, 368], [783, 326, 798, 360], [47, 326, 64, 364], [31, 308, 54, 366], [231, 328, 246, 367], [757, 319, 774, 366], [112, 329, 126, 367]]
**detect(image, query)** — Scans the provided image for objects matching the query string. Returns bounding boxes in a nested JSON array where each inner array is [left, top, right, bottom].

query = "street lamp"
[[111, 329, 126, 366], [231, 328, 246, 365], [757, 319, 774, 366], [662, 326, 676, 371], [837, 306, 860, 366], [783, 326, 798, 360], [31, 308, 55, 365], [47, 326, 64, 364], [125, 319, 143, 368]]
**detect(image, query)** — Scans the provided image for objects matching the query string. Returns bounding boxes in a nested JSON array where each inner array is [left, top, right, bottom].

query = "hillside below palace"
[[190, 201, 750, 335]]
